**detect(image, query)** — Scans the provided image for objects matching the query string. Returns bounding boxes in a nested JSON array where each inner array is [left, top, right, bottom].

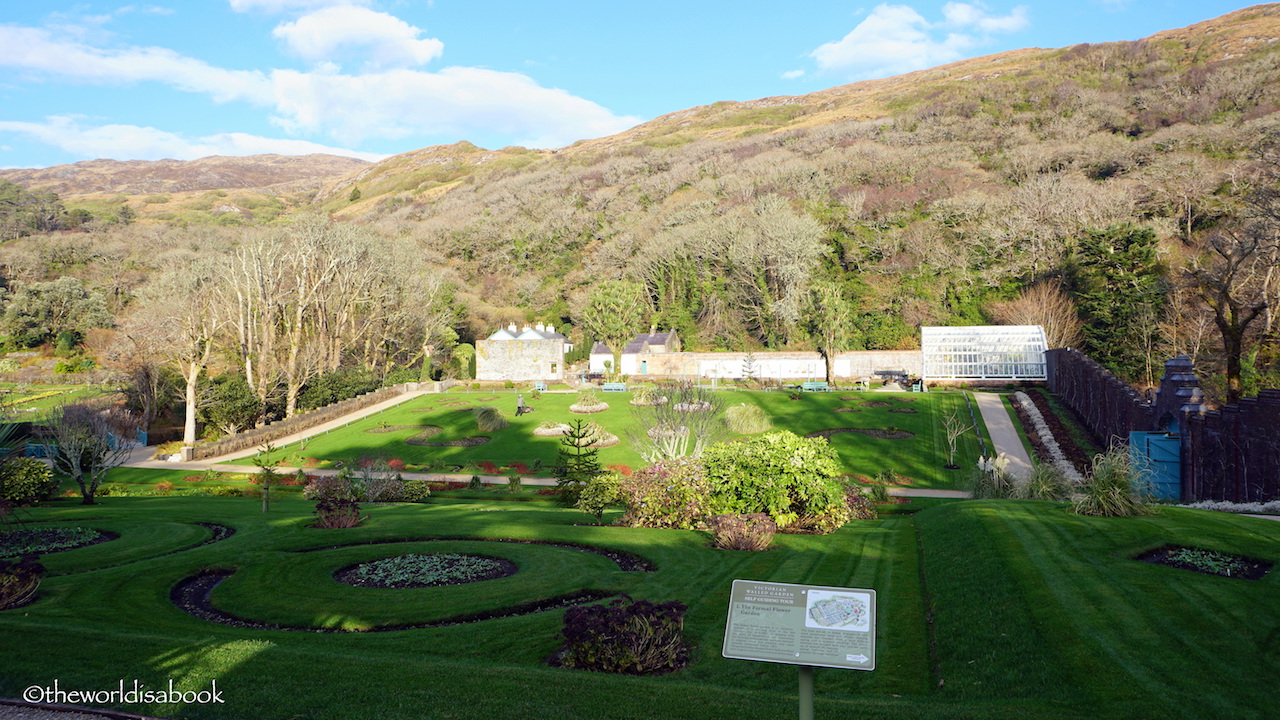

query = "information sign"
[[722, 579, 876, 671]]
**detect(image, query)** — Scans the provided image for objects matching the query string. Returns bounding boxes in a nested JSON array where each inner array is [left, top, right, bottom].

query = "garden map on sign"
[[723, 580, 876, 671]]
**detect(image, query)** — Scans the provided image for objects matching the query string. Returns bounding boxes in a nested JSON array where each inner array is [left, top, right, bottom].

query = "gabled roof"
[[623, 332, 675, 354], [591, 342, 612, 354], [487, 328, 517, 340]]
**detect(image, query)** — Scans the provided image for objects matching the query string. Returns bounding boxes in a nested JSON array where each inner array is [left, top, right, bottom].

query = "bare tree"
[[942, 411, 969, 469], [987, 281, 1085, 349], [40, 404, 138, 504], [627, 383, 726, 462]]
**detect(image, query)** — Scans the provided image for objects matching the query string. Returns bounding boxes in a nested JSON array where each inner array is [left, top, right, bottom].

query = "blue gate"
[[1129, 431, 1181, 501]]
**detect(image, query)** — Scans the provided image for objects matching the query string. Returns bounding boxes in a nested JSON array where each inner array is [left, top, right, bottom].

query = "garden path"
[[972, 392, 1033, 480]]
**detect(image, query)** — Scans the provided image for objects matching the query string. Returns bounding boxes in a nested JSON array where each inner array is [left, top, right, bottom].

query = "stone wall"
[[1184, 390, 1280, 503], [597, 350, 922, 380], [476, 339, 565, 381], [1047, 348, 1280, 502]]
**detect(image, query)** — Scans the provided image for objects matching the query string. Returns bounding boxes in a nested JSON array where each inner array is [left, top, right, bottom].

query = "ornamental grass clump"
[[1018, 462, 1071, 501], [313, 497, 363, 529], [556, 595, 689, 675], [570, 392, 609, 414], [725, 403, 772, 434], [707, 513, 776, 551], [0, 555, 43, 610], [969, 454, 1017, 499], [1073, 446, 1155, 517], [473, 406, 509, 432]]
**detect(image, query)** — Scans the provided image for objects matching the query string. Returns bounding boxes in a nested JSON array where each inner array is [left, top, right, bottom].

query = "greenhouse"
[[920, 325, 1049, 382]]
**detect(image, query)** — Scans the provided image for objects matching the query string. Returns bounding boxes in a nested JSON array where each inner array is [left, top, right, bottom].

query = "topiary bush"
[[575, 471, 621, 525], [0, 458, 58, 505], [556, 595, 689, 675]]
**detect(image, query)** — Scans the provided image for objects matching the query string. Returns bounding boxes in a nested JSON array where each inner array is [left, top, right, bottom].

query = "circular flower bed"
[[334, 552, 517, 588], [533, 421, 572, 437], [0, 527, 115, 555], [403, 426, 444, 445], [859, 400, 893, 408]]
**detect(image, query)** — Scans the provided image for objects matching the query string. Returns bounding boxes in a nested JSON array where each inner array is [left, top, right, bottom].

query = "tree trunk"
[[184, 368, 200, 445]]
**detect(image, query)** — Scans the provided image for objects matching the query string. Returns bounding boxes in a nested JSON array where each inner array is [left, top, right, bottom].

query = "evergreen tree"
[[1067, 224, 1167, 383], [553, 419, 603, 506]]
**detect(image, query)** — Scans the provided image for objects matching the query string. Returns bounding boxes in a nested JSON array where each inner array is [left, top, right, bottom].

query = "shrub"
[[617, 457, 712, 530], [0, 458, 58, 505], [509, 461, 531, 475], [707, 513, 776, 551], [725, 403, 772, 433], [576, 471, 621, 525], [1073, 446, 1155, 517], [468, 475, 484, 490], [969, 454, 1017, 500], [629, 387, 667, 406], [0, 556, 44, 610], [503, 380, 515, 388], [402, 480, 432, 502], [153, 481, 175, 495], [313, 497, 363, 528], [863, 470, 892, 504], [845, 488, 878, 520], [208, 485, 244, 497], [700, 432, 850, 532], [507, 473, 522, 493], [557, 596, 688, 675], [474, 406, 509, 431], [386, 458, 406, 472], [303, 475, 358, 502], [1018, 463, 1070, 500]]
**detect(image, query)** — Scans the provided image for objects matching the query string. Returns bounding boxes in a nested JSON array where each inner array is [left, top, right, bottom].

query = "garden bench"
[[602, 382, 627, 392], [801, 381, 830, 392], [533, 382, 548, 392]]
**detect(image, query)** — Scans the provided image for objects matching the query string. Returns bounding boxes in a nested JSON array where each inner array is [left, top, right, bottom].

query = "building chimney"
[[508, 324, 517, 333], [536, 323, 545, 332]]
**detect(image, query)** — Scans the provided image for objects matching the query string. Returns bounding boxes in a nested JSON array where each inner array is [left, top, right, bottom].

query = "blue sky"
[[0, 0, 1262, 169]]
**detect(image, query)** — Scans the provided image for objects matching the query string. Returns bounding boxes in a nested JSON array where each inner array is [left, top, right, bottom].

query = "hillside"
[[1, 4, 1278, 400], [0, 153, 370, 226]]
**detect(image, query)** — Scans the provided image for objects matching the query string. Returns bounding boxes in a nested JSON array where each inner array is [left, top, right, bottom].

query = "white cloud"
[[228, 0, 370, 13], [811, 2, 1029, 80], [269, 66, 640, 148], [781, 69, 805, 80], [0, 18, 639, 154], [0, 26, 273, 104], [272, 6, 444, 68], [0, 116, 386, 162]]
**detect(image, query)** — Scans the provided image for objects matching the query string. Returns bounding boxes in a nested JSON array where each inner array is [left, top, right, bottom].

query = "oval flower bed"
[[334, 553, 517, 588], [0, 527, 116, 556]]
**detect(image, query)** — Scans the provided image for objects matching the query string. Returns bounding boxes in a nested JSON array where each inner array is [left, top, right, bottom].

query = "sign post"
[[723, 580, 876, 719]]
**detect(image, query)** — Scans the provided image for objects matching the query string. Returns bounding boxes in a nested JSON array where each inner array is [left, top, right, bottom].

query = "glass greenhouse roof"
[[921, 325, 1048, 381]]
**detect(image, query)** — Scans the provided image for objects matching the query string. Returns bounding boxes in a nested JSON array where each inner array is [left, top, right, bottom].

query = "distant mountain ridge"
[[0, 154, 370, 196]]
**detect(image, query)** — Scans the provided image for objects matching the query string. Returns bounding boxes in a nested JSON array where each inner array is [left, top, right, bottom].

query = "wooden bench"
[[602, 382, 628, 392], [801, 381, 830, 392]]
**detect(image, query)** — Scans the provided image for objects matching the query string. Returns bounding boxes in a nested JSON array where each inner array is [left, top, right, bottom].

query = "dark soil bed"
[[365, 425, 431, 434], [1012, 391, 1093, 476], [412, 435, 491, 447], [859, 400, 894, 408], [170, 569, 613, 632], [806, 428, 915, 440], [834, 406, 861, 413], [1136, 545, 1271, 580], [888, 408, 918, 414]]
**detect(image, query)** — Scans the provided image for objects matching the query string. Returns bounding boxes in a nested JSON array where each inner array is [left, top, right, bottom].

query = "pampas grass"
[[473, 406, 509, 432], [725, 403, 772, 433]]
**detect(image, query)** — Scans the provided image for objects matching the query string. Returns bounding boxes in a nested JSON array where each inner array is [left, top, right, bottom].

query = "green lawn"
[[2, 495, 1276, 719], [1, 383, 114, 421], [258, 389, 987, 489]]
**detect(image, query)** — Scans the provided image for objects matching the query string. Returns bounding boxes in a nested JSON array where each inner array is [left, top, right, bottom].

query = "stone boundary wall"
[[189, 381, 450, 460], [1184, 390, 1280, 503], [1045, 348, 1155, 445], [1047, 348, 1280, 502]]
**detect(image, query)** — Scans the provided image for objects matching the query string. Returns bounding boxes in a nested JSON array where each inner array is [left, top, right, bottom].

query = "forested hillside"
[[2, 4, 1279, 434]]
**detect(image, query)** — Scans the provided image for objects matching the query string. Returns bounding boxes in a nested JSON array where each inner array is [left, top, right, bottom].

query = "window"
[[921, 326, 1048, 382]]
